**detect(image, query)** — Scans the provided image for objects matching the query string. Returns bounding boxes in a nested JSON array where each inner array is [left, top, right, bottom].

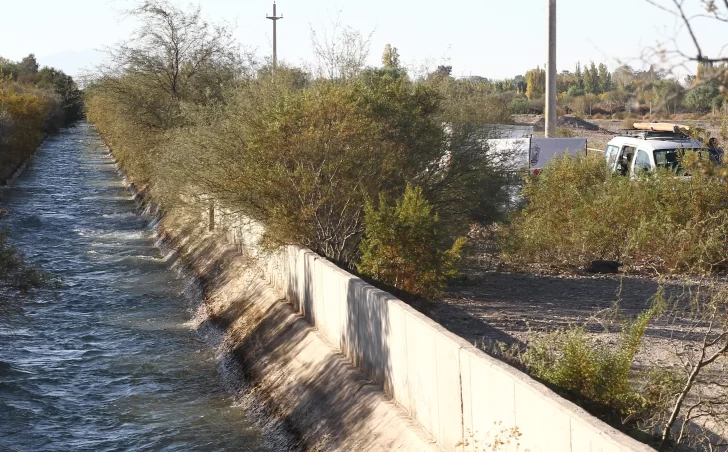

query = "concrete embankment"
[[202, 206, 656, 452], [158, 206, 438, 451]]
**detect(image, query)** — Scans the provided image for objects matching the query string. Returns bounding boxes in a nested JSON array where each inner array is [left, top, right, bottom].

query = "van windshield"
[[653, 148, 704, 171]]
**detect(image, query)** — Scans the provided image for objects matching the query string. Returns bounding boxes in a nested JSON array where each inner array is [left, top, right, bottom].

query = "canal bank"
[[149, 204, 438, 451], [105, 130, 438, 449]]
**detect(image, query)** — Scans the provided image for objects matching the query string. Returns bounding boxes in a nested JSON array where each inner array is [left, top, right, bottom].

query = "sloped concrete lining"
[[219, 210, 655, 451]]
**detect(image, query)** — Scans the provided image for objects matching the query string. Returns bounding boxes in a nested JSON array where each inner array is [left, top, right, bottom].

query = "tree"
[[311, 19, 372, 81], [435, 65, 452, 76], [104, 0, 238, 102], [685, 82, 720, 112], [37, 67, 84, 125], [525, 66, 545, 100], [17, 54, 39, 76], [381, 44, 401, 68], [513, 75, 527, 93], [598, 63, 612, 93], [583, 62, 599, 94], [574, 62, 583, 89], [645, 1, 728, 71], [600, 89, 629, 114], [613, 65, 635, 90], [651, 78, 685, 114]]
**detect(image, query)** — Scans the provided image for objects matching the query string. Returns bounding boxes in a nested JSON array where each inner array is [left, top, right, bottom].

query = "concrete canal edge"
[[155, 204, 440, 451], [197, 205, 657, 452]]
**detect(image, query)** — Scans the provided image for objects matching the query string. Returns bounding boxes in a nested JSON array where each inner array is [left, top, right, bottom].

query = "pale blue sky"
[[0, 0, 724, 79]]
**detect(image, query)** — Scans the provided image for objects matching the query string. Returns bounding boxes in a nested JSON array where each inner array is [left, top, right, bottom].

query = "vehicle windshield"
[[653, 148, 707, 172]]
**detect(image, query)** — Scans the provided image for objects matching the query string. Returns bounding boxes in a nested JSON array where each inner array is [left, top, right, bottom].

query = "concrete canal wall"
[[214, 208, 655, 452]]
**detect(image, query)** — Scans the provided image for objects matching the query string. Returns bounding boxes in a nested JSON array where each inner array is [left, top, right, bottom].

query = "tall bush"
[[505, 152, 728, 274], [358, 185, 466, 298]]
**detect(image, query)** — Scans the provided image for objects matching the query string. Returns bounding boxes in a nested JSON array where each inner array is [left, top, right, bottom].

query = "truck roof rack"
[[616, 129, 691, 141]]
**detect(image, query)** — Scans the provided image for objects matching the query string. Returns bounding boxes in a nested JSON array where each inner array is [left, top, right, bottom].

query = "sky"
[[0, 0, 725, 80]]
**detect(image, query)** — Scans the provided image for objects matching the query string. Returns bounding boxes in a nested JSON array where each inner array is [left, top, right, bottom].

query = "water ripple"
[[0, 123, 266, 451]]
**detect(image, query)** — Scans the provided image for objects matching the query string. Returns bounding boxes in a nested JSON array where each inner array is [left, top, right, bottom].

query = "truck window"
[[605, 145, 619, 169], [617, 146, 636, 176], [654, 148, 702, 172], [634, 150, 651, 173]]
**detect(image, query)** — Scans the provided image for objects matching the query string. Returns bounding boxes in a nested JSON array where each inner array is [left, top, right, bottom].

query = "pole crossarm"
[[266, 2, 283, 67]]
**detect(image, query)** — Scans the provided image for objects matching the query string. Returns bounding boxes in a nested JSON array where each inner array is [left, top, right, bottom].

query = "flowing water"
[[0, 123, 267, 451]]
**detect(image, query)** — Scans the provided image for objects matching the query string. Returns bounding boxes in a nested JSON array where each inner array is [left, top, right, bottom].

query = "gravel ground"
[[429, 268, 727, 447]]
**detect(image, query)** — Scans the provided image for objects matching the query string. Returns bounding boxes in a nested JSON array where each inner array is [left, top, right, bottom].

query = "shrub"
[[512, 306, 683, 432], [523, 308, 653, 413], [556, 126, 574, 137], [510, 96, 530, 115], [0, 81, 62, 181], [504, 152, 728, 274], [0, 229, 57, 317], [357, 185, 466, 298]]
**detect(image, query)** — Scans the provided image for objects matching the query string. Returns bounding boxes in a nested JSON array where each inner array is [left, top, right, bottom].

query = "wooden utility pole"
[[266, 2, 283, 68], [545, 0, 557, 137]]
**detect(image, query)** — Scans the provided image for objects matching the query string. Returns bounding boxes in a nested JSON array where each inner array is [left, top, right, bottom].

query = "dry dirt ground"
[[428, 266, 728, 447]]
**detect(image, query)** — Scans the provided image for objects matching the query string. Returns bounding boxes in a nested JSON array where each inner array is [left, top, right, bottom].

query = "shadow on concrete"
[[202, 251, 404, 451]]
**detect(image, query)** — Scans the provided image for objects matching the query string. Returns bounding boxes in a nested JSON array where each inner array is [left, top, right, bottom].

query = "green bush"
[[512, 306, 683, 431], [357, 185, 466, 298], [0, 230, 57, 317], [504, 152, 728, 274], [524, 309, 652, 413]]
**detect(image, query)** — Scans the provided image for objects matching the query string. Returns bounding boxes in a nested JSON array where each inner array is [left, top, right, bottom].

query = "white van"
[[604, 124, 705, 177]]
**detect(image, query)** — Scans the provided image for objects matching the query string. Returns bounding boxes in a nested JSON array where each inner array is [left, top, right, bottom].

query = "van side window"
[[605, 145, 619, 168], [618, 146, 636, 176], [634, 150, 651, 173]]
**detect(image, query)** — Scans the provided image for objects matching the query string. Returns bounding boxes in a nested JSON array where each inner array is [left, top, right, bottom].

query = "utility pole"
[[545, 0, 557, 138], [266, 2, 283, 68]]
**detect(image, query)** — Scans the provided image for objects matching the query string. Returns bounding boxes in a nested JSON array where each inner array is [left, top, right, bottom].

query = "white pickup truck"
[[605, 123, 706, 177]]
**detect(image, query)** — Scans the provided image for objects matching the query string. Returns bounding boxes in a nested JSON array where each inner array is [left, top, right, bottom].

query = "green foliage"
[[509, 96, 530, 114], [37, 67, 83, 126], [381, 44, 401, 69], [86, 1, 515, 295], [525, 66, 545, 100], [516, 307, 678, 427], [685, 83, 721, 112], [0, 80, 64, 181], [0, 230, 54, 293], [0, 54, 83, 128], [358, 185, 466, 298], [504, 152, 728, 274]]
